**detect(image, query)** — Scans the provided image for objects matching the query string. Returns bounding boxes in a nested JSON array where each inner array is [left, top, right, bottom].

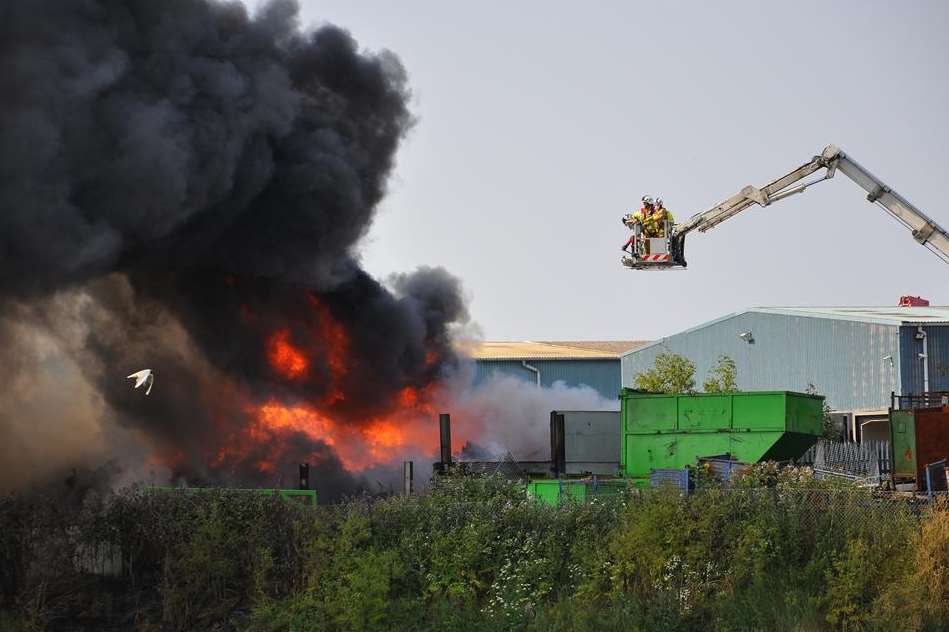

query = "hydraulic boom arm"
[[675, 145, 949, 265]]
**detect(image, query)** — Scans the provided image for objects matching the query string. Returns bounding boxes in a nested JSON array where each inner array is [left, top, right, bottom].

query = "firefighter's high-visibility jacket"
[[638, 208, 674, 237]]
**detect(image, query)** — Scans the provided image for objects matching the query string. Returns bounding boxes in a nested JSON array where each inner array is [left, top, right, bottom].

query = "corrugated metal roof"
[[461, 340, 649, 360], [537, 340, 650, 355], [750, 306, 949, 325]]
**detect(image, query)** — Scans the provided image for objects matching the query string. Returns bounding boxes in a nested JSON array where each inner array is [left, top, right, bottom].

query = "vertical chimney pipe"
[[298, 463, 310, 490], [550, 411, 566, 476], [403, 461, 414, 495], [439, 413, 452, 472]]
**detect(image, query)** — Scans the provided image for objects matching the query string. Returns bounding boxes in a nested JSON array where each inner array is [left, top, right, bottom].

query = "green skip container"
[[620, 390, 823, 483], [527, 478, 630, 506]]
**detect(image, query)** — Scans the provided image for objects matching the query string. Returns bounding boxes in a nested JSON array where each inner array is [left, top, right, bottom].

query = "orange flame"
[[268, 329, 309, 379], [209, 297, 456, 476], [309, 297, 349, 382], [209, 383, 452, 474]]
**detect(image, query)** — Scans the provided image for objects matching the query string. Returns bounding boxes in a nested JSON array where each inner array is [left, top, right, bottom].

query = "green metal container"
[[889, 406, 949, 488], [620, 390, 823, 481], [526, 478, 629, 505], [890, 408, 917, 482]]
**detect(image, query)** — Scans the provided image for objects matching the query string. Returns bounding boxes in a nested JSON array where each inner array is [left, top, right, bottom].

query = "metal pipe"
[[766, 172, 835, 204], [550, 412, 566, 476], [521, 361, 541, 387], [298, 463, 310, 490], [402, 461, 414, 496], [919, 326, 929, 395], [439, 413, 452, 471], [926, 464, 933, 501]]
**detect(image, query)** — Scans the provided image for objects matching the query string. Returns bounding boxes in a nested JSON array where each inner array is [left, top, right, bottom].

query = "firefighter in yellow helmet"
[[622, 195, 656, 253], [626, 195, 673, 240], [649, 197, 674, 237]]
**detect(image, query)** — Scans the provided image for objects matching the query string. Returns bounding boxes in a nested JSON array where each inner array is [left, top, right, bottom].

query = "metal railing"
[[892, 391, 949, 410], [797, 439, 891, 485]]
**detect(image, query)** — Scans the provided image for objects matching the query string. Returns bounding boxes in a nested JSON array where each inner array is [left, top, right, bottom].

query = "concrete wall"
[[621, 312, 901, 411]]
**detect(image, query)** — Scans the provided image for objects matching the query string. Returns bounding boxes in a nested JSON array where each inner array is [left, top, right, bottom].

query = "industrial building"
[[464, 340, 648, 401], [621, 305, 949, 442]]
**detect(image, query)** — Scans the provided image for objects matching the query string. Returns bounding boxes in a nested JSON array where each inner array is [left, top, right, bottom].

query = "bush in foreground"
[[1, 471, 947, 631]]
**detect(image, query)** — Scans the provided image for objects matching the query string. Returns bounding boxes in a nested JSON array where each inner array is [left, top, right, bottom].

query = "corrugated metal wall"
[[899, 324, 949, 394], [474, 359, 622, 401], [621, 312, 901, 411]]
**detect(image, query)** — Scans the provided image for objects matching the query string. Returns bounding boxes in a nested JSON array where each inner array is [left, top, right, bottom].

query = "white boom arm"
[[676, 145, 949, 264]]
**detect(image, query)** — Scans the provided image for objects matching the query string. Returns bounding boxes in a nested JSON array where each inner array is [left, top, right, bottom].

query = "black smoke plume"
[[0, 0, 467, 500]]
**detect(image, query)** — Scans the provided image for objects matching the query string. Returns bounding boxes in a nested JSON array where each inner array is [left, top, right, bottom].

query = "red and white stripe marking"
[[643, 254, 670, 262]]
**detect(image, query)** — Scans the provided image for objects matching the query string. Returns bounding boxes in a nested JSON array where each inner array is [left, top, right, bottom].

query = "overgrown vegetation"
[[703, 355, 739, 393], [633, 352, 697, 394], [633, 352, 740, 395], [2, 471, 948, 631], [806, 383, 843, 440]]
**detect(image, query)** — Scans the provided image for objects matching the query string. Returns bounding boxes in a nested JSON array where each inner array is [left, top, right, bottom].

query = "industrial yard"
[[5, 361, 949, 630]]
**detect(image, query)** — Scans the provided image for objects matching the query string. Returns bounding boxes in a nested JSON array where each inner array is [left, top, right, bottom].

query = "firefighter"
[[621, 195, 655, 253], [650, 197, 674, 237]]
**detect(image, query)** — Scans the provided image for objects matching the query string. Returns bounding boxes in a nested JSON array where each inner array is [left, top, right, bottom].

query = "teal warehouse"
[[465, 341, 647, 402], [621, 305, 949, 442]]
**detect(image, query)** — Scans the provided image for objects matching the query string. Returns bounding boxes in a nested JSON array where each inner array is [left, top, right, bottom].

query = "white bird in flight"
[[127, 369, 154, 395]]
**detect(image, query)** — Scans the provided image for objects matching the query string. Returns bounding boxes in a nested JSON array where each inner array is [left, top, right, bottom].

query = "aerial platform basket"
[[621, 224, 687, 270]]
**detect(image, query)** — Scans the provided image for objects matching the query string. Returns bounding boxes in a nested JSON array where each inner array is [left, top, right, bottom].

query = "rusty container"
[[890, 405, 949, 490]]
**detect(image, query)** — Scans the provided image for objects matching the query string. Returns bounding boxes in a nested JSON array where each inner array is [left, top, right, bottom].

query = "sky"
[[258, 0, 949, 341]]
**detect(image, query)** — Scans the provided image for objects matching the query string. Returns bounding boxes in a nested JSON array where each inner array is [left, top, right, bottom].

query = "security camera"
[[737, 331, 754, 343]]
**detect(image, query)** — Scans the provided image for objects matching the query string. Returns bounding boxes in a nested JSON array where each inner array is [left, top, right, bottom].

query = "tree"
[[634, 352, 696, 394], [805, 383, 839, 440], [703, 355, 739, 393]]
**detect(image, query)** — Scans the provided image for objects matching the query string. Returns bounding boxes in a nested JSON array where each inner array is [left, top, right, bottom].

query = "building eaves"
[[537, 340, 650, 355], [461, 340, 642, 361], [749, 306, 949, 326]]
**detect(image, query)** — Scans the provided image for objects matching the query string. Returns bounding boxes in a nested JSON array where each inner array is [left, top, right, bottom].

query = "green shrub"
[[874, 502, 949, 631], [1, 472, 944, 631]]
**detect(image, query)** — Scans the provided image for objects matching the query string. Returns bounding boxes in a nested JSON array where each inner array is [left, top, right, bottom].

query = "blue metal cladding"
[[621, 312, 901, 411], [899, 325, 949, 395], [474, 359, 622, 401]]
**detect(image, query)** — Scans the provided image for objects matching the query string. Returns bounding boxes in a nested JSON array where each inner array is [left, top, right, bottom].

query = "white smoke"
[[438, 369, 618, 461]]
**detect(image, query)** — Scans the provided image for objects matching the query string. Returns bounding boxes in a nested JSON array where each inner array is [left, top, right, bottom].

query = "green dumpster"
[[620, 390, 823, 484], [527, 478, 629, 505]]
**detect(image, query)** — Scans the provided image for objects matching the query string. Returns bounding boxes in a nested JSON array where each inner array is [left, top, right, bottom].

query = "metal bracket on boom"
[[913, 223, 937, 245], [867, 185, 888, 203], [741, 185, 769, 206]]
